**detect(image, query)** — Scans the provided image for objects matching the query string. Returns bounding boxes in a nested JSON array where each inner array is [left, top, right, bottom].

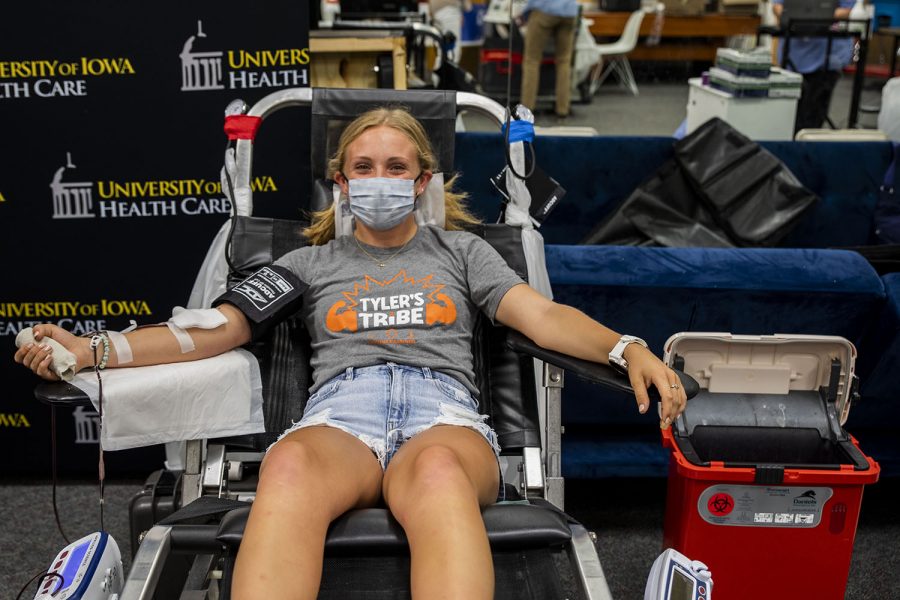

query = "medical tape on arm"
[[106, 330, 133, 364], [164, 307, 230, 354], [104, 320, 138, 365]]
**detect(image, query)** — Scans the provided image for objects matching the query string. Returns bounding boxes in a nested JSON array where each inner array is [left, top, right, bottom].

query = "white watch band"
[[609, 335, 648, 371]]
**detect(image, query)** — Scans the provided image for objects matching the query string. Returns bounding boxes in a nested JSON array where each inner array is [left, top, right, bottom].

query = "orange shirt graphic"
[[325, 270, 457, 338]]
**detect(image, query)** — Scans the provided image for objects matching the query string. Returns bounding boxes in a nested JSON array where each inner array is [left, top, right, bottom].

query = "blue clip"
[[502, 120, 535, 144]]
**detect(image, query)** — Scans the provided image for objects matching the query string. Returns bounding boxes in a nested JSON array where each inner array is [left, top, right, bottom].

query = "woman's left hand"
[[623, 344, 688, 430]]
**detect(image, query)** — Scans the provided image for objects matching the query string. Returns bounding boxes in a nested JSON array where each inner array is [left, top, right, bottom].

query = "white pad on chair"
[[414, 172, 445, 228], [69, 348, 264, 451], [334, 185, 354, 238]]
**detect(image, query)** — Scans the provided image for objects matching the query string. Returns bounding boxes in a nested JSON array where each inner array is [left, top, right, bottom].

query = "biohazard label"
[[697, 485, 833, 528]]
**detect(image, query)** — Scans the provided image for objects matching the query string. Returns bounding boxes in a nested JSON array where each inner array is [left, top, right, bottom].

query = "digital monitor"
[[54, 539, 91, 593], [669, 568, 696, 600]]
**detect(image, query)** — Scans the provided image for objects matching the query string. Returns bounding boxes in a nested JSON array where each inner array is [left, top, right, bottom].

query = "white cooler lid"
[[663, 333, 857, 426]]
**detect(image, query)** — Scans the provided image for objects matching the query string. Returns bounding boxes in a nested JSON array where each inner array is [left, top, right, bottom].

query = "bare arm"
[[14, 303, 252, 381], [494, 284, 687, 428]]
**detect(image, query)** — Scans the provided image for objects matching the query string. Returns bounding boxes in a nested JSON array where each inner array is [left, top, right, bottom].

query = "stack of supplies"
[[709, 67, 770, 97], [767, 66, 803, 98], [714, 47, 772, 78], [708, 48, 801, 99]]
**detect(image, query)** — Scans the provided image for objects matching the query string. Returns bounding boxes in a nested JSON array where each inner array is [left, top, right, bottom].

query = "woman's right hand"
[[13, 324, 89, 381]]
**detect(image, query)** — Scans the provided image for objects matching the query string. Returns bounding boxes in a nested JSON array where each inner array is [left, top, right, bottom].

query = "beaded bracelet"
[[89, 331, 111, 370]]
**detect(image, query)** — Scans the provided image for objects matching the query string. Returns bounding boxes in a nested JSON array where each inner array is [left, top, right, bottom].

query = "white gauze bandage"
[[165, 306, 229, 354], [15, 327, 78, 381]]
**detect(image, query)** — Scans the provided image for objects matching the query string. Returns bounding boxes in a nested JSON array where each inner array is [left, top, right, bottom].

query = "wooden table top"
[[584, 11, 761, 38]]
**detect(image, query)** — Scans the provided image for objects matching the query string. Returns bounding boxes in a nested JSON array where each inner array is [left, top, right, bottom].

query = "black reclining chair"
[[36, 88, 697, 599]]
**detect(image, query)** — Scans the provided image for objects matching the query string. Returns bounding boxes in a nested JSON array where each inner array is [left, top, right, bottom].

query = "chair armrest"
[[505, 330, 699, 399], [34, 381, 92, 407]]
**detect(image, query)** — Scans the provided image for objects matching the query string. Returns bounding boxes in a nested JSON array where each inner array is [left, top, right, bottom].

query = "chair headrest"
[[310, 88, 458, 182]]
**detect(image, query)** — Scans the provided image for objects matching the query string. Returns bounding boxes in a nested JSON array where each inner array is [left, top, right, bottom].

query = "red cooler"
[[660, 333, 880, 600]]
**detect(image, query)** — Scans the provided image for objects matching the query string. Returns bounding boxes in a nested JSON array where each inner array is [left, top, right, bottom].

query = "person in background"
[[772, 0, 854, 132], [430, 0, 465, 61], [519, 0, 579, 120]]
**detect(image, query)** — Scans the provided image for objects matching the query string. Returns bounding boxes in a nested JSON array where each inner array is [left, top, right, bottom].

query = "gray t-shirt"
[[273, 225, 525, 395]]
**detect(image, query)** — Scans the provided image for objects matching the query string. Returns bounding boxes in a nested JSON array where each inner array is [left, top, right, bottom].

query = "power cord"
[[15, 572, 64, 600], [501, 2, 536, 181], [222, 141, 253, 281], [89, 334, 106, 533], [50, 406, 70, 545]]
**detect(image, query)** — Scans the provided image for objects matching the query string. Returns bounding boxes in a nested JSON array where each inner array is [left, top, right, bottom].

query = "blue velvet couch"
[[455, 133, 899, 477]]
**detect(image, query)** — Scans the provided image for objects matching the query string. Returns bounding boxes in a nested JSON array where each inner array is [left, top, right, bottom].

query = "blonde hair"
[[303, 107, 480, 245]]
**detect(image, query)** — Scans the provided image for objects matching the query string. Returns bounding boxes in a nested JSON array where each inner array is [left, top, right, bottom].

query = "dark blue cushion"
[[455, 133, 674, 244], [854, 273, 900, 427], [545, 245, 886, 426], [763, 141, 894, 248], [454, 134, 893, 248]]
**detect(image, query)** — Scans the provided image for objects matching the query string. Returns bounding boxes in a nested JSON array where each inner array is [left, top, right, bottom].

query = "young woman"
[[15, 107, 687, 600]]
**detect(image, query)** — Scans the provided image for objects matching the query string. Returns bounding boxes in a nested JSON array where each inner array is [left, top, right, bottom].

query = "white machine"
[[33, 532, 123, 600], [645, 548, 712, 600]]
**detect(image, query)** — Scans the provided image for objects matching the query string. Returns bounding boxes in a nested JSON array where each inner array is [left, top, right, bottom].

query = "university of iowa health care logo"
[[49, 152, 277, 220], [326, 271, 457, 342], [179, 20, 309, 92]]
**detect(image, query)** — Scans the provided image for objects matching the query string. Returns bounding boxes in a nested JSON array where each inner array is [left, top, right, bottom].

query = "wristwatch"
[[608, 335, 648, 373]]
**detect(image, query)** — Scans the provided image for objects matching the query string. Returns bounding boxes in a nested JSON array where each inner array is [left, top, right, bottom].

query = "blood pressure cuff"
[[212, 265, 307, 342]]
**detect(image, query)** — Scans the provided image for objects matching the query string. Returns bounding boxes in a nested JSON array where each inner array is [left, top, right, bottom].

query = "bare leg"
[[382, 425, 500, 600], [232, 426, 383, 599]]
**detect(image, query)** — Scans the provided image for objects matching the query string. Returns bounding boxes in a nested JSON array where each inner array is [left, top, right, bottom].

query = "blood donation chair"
[[35, 88, 697, 599]]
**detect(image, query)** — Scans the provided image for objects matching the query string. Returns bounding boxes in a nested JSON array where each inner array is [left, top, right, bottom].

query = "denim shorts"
[[272, 363, 501, 472]]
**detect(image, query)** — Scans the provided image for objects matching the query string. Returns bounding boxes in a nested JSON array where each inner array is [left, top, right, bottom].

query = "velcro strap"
[[213, 265, 307, 342]]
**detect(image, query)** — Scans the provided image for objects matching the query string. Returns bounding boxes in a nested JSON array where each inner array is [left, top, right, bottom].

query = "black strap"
[[157, 496, 250, 526]]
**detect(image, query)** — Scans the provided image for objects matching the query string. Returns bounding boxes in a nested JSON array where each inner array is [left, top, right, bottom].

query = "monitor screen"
[[55, 539, 91, 593], [669, 568, 696, 600]]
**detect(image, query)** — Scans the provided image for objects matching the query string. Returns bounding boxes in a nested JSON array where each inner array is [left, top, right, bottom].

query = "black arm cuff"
[[212, 265, 307, 342]]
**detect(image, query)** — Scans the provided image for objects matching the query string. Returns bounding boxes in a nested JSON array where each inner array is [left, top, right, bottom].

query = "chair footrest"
[[216, 502, 572, 554]]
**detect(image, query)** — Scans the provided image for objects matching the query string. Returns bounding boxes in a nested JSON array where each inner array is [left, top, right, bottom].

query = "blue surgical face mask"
[[346, 176, 419, 231]]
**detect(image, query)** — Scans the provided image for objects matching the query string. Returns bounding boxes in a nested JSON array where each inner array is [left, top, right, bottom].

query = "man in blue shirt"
[[772, 0, 854, 132], [520, 0, 580, 119]]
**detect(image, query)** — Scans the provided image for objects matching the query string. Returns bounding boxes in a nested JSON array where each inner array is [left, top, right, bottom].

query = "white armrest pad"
[[70, 349, 264, 451]]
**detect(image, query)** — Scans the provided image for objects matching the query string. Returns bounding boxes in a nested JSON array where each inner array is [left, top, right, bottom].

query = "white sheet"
[[70, 348, 264, 451]]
